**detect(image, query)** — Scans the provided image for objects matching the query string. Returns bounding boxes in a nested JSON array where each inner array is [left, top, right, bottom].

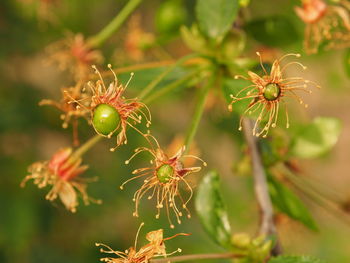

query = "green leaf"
[[196, 0, 239, 40], [269, 255, 326, 263], [290, 117, 342, 159], [244, 16, 299, 48], [222, 78, 260, 118], [267, 175, 318, 231], [195, 170, 232, 248], [343, 49, 350, 77]]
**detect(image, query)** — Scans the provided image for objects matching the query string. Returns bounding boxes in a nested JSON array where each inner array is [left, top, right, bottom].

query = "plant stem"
[[143, 67, 202, 104], [149, 252, 243, 263], [183, 73, 214, 154], [242, 118, 281, 254], [138, 53, 199, 100], [88, 0, 143, 47], [69, 134, 103, 163]]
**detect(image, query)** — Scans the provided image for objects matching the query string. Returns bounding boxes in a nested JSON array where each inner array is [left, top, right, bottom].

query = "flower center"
[[263, 83, 281, 101], [92, 104, 121, 136], [156, 164, 174, 183]]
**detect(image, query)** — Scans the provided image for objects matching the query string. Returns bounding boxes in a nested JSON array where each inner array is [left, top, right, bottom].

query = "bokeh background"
[[1, 0, 350, 262]]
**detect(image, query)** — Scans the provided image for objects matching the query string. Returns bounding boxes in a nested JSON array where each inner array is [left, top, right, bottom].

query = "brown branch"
[[149, 252, 243, 263], [242, 118, 281, 254]]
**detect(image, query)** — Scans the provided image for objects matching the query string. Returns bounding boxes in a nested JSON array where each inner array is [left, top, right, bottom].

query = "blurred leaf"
[[343, 49, 350, 77], [268, 175, 318, 231], [222, 78, 260, 119], [269, 255, 326, 263], [195, 170, 232, 248], [290, 117, 341, 159], [196, 0, 239, 40], [244, 16, 299, 47]]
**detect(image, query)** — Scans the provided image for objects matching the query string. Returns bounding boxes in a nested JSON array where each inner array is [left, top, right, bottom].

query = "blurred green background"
[[1, 0, 350, 262]]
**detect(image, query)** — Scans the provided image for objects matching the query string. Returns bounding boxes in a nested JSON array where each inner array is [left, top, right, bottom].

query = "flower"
[[96, 223, 187, 263], [121, 135, 206, 228], [47, 33, 103, 80], [87, 65, 151, 151], [295, 0, 350, 53], [124, 14, 155, 61], [39, 82, 90, 146], [229, 52, 320, 138], [21, 147, 100, 212]]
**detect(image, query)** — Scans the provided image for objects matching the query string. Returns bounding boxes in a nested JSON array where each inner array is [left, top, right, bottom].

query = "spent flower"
[[96, 223, 187, 263], [295, 0, 350, 53], [39, 82, 90, 146], [229, 52, 320, 138], [47, 33, 103, 80], [86, 65, 151, 151], [21, 147, 101, 212], [121, 135, 206, 228]]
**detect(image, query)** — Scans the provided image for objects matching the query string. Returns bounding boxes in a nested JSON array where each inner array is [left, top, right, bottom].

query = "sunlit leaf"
[[268, 175, 317, 231], [195, 170, 232, 248], [290, 117, 342, 159], [196, 0, 239, 40], [269, 255, 326, 263]]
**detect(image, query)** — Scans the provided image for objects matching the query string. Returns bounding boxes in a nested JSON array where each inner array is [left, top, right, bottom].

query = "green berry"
[[92, 104, 120, 136], [155, 0, 187, 34], [156, 164, 174, 183], [263, 83, 281, 101]]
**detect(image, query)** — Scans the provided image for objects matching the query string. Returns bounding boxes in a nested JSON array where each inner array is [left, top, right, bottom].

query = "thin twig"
[[150, 252, 243, 263], [242, 118, 281, 254]]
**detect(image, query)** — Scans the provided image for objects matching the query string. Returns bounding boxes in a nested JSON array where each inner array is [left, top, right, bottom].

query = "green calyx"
[[263, 83, 281, 101], [156, 164, 174, 183], [92, 104, 121, 136]]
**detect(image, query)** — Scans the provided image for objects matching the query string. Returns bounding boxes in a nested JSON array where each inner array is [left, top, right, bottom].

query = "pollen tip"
[[110, 148, 115, 152], [170, 224, 175, 229], [178, 248, 182, 252], [256, 51, 260, 56], [234, 75, 239, 79], [187, 215, 191, 218], [125, 160, 129, 164], [238, 127, 242, 131], [296, 53, 301, 57], [95, 243, 100, 246], [107, 63, 112, 68], [203, 162, 207, 167]]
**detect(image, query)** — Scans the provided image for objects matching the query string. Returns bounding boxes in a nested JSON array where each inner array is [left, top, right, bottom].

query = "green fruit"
[[263, 83, 280, 101], [156, 164, 174, 183], [92, 104, 120, 136], [156, 0, 187, 34]]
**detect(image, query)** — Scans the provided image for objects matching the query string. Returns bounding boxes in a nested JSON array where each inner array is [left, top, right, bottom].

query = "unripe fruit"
[[263, 83, 281, 101], [156, 0, 187, 34], [156, 164, 174, 183], [92, 104, 120, 136]]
